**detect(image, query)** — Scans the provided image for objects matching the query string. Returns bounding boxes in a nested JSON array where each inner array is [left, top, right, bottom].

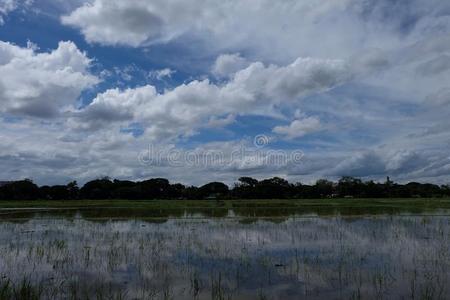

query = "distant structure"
[[0, 181, 13, 187]]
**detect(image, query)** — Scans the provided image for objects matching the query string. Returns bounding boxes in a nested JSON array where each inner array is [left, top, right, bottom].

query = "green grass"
[[1, 198, 450, 219], [0, 198, 449, 208]]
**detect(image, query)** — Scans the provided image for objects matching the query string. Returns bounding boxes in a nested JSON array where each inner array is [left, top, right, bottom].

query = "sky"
[[1, 0, 450, 186]]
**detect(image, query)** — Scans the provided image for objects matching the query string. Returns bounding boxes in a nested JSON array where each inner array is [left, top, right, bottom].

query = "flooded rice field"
[[0, 212, 449, 299]]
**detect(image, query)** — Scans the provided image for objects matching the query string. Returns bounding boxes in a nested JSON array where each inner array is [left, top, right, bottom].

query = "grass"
[[0, 278, 43, 300], [1, 198, 450, 219], [0, 198, 449, 210]]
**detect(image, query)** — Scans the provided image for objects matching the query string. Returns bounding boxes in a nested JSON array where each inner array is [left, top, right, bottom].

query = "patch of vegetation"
[[0, 278, 43, 300], [0, 198, 450, 220]]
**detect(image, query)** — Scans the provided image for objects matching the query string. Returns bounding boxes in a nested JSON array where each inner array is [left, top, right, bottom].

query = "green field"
[[1, 198, 450, 209], [1, 198, 450, 219]]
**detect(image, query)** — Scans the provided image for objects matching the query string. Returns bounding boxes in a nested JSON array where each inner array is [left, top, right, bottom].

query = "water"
[[0, 213, 449, 299]]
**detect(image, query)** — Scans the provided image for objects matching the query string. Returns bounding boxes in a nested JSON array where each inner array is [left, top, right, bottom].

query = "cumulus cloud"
[[61, 0, 172, 47], [273, 116, 321, 139], [2, 0, 450, 185], [71, 56, 350, 139], [60, 1, 450, 64], [70, 85, 155, 131], [61, 0, 366, 62], [212, 53, 249, 78], [0, 40, 98, 118]]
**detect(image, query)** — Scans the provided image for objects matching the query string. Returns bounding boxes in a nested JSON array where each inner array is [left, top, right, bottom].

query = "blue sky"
[[1, 0, 450, 185]]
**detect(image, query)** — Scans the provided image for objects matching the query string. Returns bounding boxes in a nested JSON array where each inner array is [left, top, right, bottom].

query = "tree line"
[[0, 176, 449, 200]]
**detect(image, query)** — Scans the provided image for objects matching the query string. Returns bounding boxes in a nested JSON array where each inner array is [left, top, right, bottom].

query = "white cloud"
[[2, 0, 450, 185], [0, 0, 17, 25], [56, 0, 378, 59], [212, 53, 249, 78], [0, 0, 33, 25], [149, 68, 175, 80], [61, 0, 171, 47], [72, 56, 350, 140], [70, 85, 155, 131], [273, 116, 321, 139], [0, 40, 98, 118], [206, 114, 235, 128], [60, 1, 450, 63], [331, 151, 386, 177]]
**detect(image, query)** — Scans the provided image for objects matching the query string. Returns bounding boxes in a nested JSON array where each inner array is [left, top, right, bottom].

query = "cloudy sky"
[[1, 0, 450, 185]]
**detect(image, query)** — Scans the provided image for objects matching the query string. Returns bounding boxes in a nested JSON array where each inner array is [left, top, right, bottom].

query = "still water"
[[0, 212, 449, 299]]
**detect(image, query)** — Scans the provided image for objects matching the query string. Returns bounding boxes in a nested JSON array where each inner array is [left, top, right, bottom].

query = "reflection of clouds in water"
[[0, 216, 449, 299]]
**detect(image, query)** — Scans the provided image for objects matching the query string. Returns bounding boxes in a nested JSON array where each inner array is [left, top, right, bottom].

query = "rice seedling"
[[0, 211, 448, 299]]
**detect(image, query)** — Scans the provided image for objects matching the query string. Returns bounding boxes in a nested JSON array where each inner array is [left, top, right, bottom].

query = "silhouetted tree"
[[67, 181, 79, 199], [198, 182, 229, 199], [337, 176, 364, 197], [183, 186, 200, 200], [139, 178, 172, 199], [362, 180, 385, 198], [233, 177, 259, 199], [1, 176, 450, 201], [112, 180, 140, 199], [256, 177, 292, 199], [313, 179, 334, 198], [442, 185, 450, 197], [169, 183, 186, 199], [0, 179, 39, 200], [80, 178, 114, 199], [39, 181, 79, 200]]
